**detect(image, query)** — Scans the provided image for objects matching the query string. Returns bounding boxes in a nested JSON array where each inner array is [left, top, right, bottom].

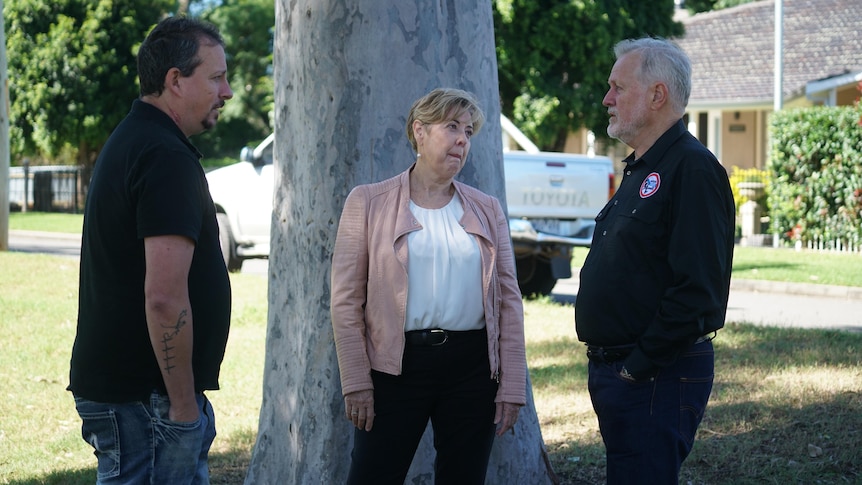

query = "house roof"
[[674, 0, 862, 109]]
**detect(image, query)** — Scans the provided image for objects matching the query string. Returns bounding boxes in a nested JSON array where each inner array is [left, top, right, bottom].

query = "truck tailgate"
[[504, 152, 612, 220]]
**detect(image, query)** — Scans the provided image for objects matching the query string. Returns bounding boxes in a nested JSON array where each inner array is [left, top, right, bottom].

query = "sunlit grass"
[[2, 251, 860, 484], [0, 252, 266, 485], [8, 212, 84, 233], [525, 310, 862, 484], [729, 245, 862, 287]]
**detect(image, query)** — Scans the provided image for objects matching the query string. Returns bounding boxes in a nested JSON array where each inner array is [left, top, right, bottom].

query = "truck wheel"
[[216, 213, 243, 272], [516, 255, 557, 297]]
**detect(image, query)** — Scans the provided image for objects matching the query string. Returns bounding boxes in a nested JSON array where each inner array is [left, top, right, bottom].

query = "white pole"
[[772, 0, 783, 248], [774, 0, 783, 112]]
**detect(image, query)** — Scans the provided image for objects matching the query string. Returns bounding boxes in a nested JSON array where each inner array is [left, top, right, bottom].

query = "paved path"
[[552, 275, 862, 333], [7, 230, 81, 257], [8, 230, 862, 333]]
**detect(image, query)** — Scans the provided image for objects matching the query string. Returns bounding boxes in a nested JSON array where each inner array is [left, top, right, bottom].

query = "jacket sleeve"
[[330, 186, 374, 396], [492, 197, 527, 405]]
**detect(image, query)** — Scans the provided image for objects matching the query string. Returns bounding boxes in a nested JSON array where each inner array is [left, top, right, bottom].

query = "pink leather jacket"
[[331, 165, 526, 405]]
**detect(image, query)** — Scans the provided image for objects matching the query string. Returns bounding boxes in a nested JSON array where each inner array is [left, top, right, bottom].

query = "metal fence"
[[8, 165, 89, 213]]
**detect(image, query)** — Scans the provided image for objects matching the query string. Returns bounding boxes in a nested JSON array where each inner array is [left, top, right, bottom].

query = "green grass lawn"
[[0, 251, 266, 485], [9, 212, 83, 233], [1, 251, 860, 484], [573, 243, 862, 287]]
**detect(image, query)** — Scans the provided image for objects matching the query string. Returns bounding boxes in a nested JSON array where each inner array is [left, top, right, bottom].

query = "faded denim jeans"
[[74, 391, 216, 485]]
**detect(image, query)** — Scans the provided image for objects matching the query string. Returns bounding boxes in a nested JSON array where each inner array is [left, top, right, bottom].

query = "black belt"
[[405, 329, 449, 347], [586, 345, 634, 363], [586, 333, 716, 364]]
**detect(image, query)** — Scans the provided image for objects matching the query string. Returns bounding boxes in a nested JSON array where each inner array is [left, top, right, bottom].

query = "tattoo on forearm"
[[159, 309, 188, 374]]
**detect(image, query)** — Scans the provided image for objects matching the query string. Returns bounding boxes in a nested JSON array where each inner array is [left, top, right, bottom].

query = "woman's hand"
[[494, 401, 521, 436], [344, 389, 375, 431]]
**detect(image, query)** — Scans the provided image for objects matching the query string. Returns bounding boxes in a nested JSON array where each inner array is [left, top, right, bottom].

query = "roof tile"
[[674, 0, 862, 105]]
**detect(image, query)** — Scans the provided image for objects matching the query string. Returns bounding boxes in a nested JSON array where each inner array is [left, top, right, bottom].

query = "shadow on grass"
[[209, 428, 256, 485], [732, 261, 802, 272], [685, 392, 862, 484], [6, 468, 95, 485], [528, 335, 588, 388], [7, 432, 255, 485], [716, 322, 862, 366], [535, 313, 862, 484], [688, 324, 862, 483], [14, 323, 858, 485], [550, 291, 576, 306]]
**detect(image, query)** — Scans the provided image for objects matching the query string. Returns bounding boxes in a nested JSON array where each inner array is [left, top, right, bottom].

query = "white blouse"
[[405, 193, 486, 332]]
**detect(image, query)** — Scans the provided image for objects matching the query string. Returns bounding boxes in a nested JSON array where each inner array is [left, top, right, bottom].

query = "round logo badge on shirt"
[[639, 172, 661, 198]]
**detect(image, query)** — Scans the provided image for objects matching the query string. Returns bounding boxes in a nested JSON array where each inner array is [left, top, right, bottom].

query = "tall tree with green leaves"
[[5, 0, 173, 166], [494, 0, 683, 151], [196, 0, 274, 158]]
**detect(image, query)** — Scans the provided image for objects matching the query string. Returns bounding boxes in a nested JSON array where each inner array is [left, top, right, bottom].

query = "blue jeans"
[[588, 340, 714, 484], [73, 391, 216, 485]]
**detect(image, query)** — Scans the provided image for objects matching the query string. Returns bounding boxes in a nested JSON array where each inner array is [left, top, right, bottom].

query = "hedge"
[[768, 105, 862, 250]]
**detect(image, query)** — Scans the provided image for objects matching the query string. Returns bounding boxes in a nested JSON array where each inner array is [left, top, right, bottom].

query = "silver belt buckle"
[[430, 329, 448, 346]]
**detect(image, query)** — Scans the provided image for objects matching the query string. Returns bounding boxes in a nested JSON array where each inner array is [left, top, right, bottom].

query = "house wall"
[[688, 93, 821, 173], [562, 129, 587, 154], [721, 110, 758, 169], [837, 85, 858, 106]]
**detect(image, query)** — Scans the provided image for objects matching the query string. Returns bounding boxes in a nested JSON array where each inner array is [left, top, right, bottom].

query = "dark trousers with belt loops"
[[587, 340, 715, 484], [346, 328, 498, 485]]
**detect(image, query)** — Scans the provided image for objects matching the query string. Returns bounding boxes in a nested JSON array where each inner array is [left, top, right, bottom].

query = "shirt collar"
[[625, 118, 688, 169], [129, 99, 203, 159]]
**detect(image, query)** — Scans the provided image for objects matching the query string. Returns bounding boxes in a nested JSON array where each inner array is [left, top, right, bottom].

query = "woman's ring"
[[351, 411, 359, 416]]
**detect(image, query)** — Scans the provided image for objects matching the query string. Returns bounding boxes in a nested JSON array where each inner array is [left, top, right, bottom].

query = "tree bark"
[[246, 1, 555, 483]]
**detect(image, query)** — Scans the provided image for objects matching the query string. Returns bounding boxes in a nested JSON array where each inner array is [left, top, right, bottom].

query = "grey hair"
[[614, 37, 691, 116]]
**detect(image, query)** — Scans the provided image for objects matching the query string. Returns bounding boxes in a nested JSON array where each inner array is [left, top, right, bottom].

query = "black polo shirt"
[[69, 99, 231, 403], [575, 119, 735, 378]]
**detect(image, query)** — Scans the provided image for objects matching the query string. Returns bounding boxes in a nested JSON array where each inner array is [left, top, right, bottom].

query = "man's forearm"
[[146, 303, 197, 421]]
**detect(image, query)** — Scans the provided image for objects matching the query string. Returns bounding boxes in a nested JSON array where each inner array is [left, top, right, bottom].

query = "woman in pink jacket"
[[330, 88, 527, 484]]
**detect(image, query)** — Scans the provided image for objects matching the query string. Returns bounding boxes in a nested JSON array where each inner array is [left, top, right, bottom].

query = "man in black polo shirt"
[[575, 37, 735, 483], [68, 17, 233, 484]]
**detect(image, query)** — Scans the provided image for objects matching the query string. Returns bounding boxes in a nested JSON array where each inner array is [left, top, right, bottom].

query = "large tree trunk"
[[245, 1, 555, 483]]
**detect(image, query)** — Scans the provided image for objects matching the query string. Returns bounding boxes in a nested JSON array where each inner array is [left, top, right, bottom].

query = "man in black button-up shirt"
[[575, 37, 735, 484]]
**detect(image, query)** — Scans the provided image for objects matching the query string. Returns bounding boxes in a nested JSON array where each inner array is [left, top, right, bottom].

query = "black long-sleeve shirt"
[[575, 119, 735, 379]]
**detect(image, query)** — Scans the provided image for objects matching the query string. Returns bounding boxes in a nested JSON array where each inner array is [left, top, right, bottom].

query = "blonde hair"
[[406, 88, 485, 152]]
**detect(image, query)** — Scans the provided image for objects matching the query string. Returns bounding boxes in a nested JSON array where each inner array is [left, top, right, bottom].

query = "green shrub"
[[768, 105, 862, 250]]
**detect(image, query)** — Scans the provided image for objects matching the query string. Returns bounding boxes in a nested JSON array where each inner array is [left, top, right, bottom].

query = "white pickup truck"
[[206, 134, 614, 296]]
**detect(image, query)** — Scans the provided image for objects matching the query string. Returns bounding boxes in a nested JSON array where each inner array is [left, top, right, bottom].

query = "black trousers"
[[346, 329, 498, 485]]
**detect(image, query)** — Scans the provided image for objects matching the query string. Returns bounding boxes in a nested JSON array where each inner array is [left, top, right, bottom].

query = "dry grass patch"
[[2, 252, 860, 484]]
